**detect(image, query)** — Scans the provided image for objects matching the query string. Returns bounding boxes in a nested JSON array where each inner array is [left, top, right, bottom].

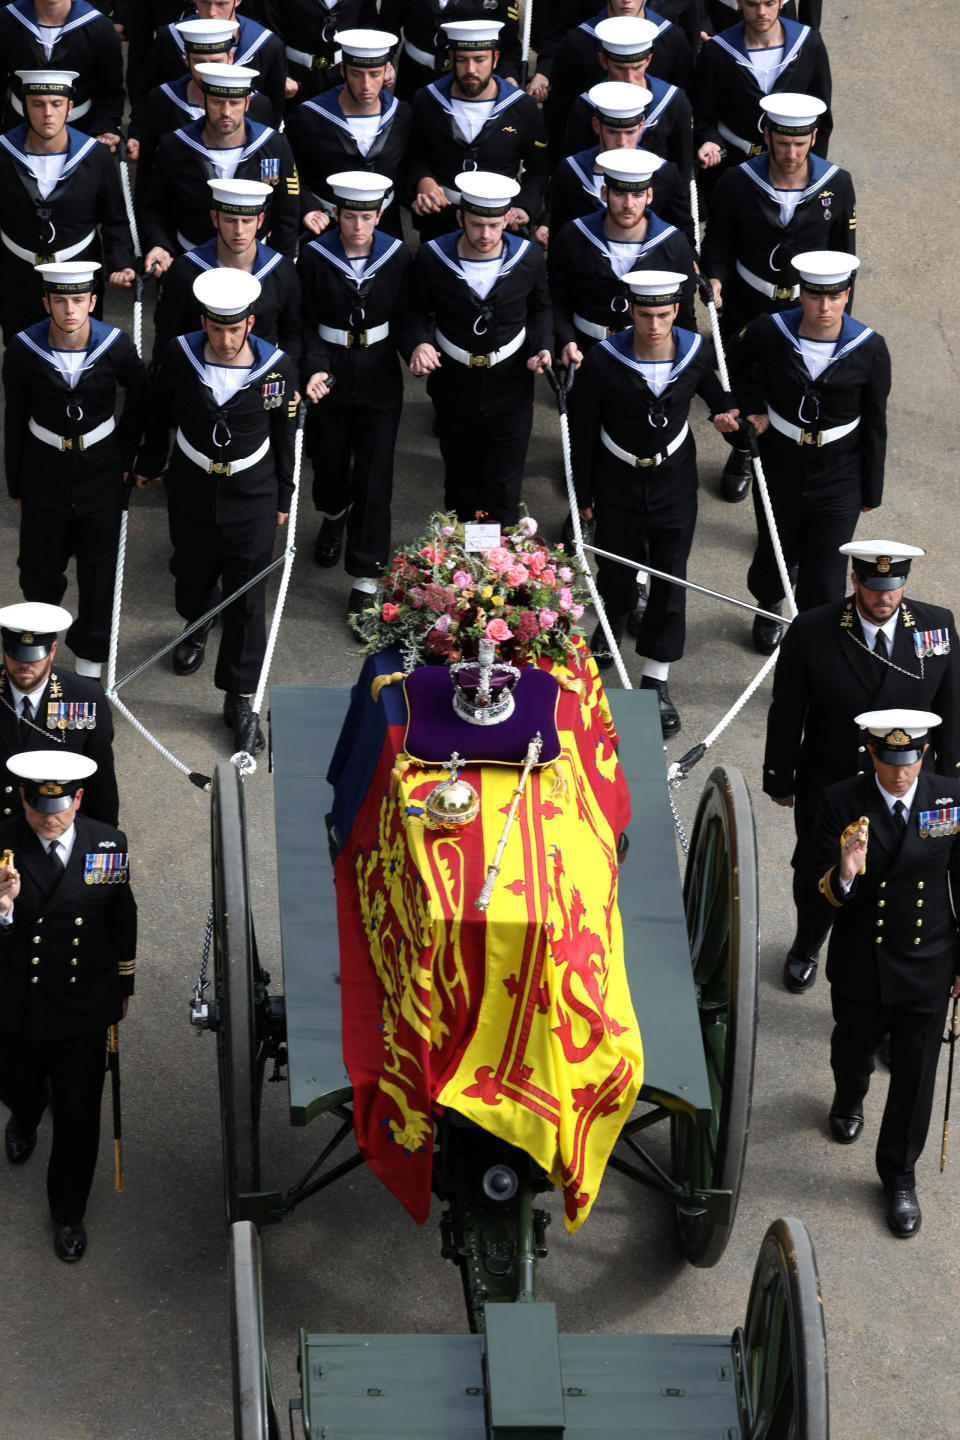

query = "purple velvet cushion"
[[403, 666, 562, 765]]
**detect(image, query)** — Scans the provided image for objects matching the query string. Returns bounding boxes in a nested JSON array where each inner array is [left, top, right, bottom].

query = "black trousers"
[[830, 988, 947, 1189], [747, 473, 861, 612], [310, 395, 402, 578], [1, 1028, 107, 1224], [436, 402, 532, 527], [19, 503, 121, 662], [167, 504, 277, 695]]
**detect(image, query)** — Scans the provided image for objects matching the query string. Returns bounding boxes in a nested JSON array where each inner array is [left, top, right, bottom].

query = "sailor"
[[132, 0, 288, 130], [809, 709, 960, 1238], [702, 92, 856, 502], [135, 268, 298, 753], [549, 146, 697, 371], [407, 170, 553, 525], [151, 177, 301, 370], [694, 0, 833, 198], [140, 61, 303, 271], [561, 17, 693, 178], [380, 0, 521, 101], [407, 20, 550, 242], [301, 170, 414, 616], [704, 0, 821, 33], [0, 69, 135, 342], [0, 602, 119, 826], [285, 28, 412, 242], [764, 541, 960, 994], [570, 269, 738, 735], [129, 17, 274, 201], [0, 0, 124, 146], [0, 749, 136, 1263], [262, 0, 384, 102], [546, 79, 692, 244], [2, 262, 149, 685], [727, 250, 892, 651]]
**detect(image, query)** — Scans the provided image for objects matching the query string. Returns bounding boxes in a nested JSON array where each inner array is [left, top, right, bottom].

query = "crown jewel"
[[450, 639, 521, 726]]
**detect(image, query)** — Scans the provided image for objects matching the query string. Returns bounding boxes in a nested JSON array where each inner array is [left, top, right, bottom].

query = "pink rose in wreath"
[[485, 618, 514, 642]]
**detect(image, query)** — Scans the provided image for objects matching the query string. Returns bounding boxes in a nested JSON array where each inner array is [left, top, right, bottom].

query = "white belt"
[[735, 260, 799, 302], [11, 94, 91, 119], [435, 327, 526, 368], [718, 121, 765, 157], [318, 321, 389, 349], [574, 313, 620, 341], [404, 38, 437, 69], [442, 184, 461, 206], [28, 415, 115, 452], [177, 230, 206, 253], [767, 406, 861, 447], [176, 431, 271, 475], [285, 43, 341, 70], [600, 421, 689, 468], [1, 228, 95, 265]]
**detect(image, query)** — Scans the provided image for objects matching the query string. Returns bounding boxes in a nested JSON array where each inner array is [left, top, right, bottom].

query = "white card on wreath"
[[463, 523, 501, 552]]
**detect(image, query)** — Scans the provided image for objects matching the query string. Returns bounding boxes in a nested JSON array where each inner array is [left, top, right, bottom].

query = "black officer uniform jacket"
[[727, 307, 891, 508], [150, 237, 302, 372], [693, 18, 833, 160], [0, 0, 124, 136], [407, 229, 553, 417], [549, 208, 697, 347], [0, 670, 119, 826], [380, 0, 522, 93], [0, 813, 136, 1042], [3, 316, 148, 513], [134, 11, 288, 129], [701, 152, 856, 324], [262, 0, 380, 99], [285, 86, 412, 240], [809, 770, 960, 1007], [764, 595, 960, 811], [300, 229, 414, 409], [570, 326, 729, 510], [0, 123, 134, 273], [407, 75, 550, 222], [548, 144, 693, 242], [564, 76, 693, 180], [140, 118, 302, 258], [132, 75, 275, 202], [142, 330, 298, 524]]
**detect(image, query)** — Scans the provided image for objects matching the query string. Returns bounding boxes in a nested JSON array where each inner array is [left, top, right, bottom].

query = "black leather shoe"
[[640, 675, 681, 737], [828, 1097, 864, 1144], [314, 515, 346, 568], [588, 616, 626, 671], [886, 1186, 921, 1237], [172, 621, 212, 675], [5, 1118, 36, 1164], [783, 951, 818, 993], [347, 588, 372, 618], [54, 1221, 87, 1261], [720, 447, 753, 502], [223, 694, 265, 754], [560, 513, 595, 553], [752, 605, 783, 654], [625, 585, 649, 636]]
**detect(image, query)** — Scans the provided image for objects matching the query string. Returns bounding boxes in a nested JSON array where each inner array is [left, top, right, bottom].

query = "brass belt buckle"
[[749, 143, 765, 156], [59, 436, 72, 452], [773, 285, 795, 301], [312, 55, 328, 69], [357, 330, 369, 349], [798, 430, 822, 447], [469, 354, 489, 368], [208, 460, 231, 475], [635, 454, 655, 468]]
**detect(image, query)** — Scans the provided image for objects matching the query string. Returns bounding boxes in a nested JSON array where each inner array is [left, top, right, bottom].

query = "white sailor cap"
[[176, 18, 237, 53], [334, 28, 397, 64], [791, 249, 860, 293], [15, 69, 79, 96], [855, 709, 941, 765], [0, 602, 72, 661], [193, 268, 261, 320], [327, 170, 392, 208], [195, 62, 258, 96], [7, 750, 97, 812], [207, 178, 271, 213], [34, 260, 101, 293], [588, 80, 652, 126], [759, 92, 827, 135], [623, 269, 686, 304], [839, 540, 925, 591], [595, 16, 658, 61], [455, 170, 520, 215], [597, 148, 661, 189], [441, 20, 503, 50]]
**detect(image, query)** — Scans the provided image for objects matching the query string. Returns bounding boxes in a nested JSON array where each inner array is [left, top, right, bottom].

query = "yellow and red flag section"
[[331, 646, 642, 1232]]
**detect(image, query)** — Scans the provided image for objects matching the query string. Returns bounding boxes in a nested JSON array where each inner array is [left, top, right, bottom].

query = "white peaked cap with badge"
[[8, 751, 97, 812], [0, 602, 72, 645], [791, 250, 861, 288], [839, 540, 925, 563], [589, 80, 653, 120], [441, 20, 504, 46], [759, 92, 827, 130], [595, 16, 659, 54], [334, 28, 398, 59], [855, 710, 941, 765], [193, 268, 261, 318]]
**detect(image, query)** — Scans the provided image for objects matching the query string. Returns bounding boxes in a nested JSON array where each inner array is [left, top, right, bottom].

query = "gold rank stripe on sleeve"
[[286, 165, 300, 196], [118, 959, 135, 975], [849, 205, 857, 230], [286, 400, 298, 418], [818, 867, 843, 908]]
